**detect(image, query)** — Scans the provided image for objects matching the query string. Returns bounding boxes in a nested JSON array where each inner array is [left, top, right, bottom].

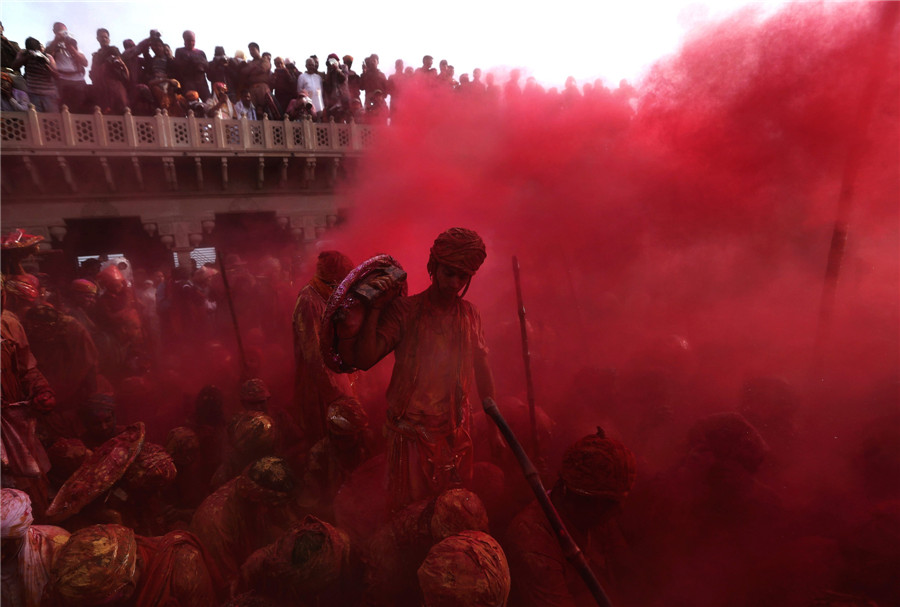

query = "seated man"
[[44, 523, 221, 606], [361, 487, 490, 607], [233, 515, 350, 605], [418, 530, 510, 607], [190, 456, 301, 583], [1, 72, 29, 110], [1, 488, 71, 607], [505, 428, 637, 607]]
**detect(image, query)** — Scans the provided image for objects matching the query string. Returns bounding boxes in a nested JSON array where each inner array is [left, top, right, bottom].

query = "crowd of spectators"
[[1, 21, 637, 125]]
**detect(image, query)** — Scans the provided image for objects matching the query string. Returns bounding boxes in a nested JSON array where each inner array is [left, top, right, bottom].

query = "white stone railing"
[[0, 106, 376, 155]]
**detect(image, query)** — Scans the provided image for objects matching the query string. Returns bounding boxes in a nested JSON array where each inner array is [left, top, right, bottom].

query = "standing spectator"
[[1, 72, 29, 111], [89, 28, 129, 114], [297, 56, 323, 115], [44, 22, 88, 113], [437, 59, 454, 89], [484, 72, 501, 105], [322, 53, 349, 123], [284, 57, 300, 82], [173, 30, 209, 101], [504, 69, 522, 103], [343, 54, 360, 103], [12, 38, 58, 112], [386, 58, 406, 119], [206, 46, 232, 101], [456, 73, 472, 95], [360, 55, 387, 108], [365, 89, 389, 125], [130, 30, 179, 115], [241, 42, 274, 117], [416, 55, 437, 82], [120, 38, 143, 102], [1, 21, 22, 75], [271, 56, 295, 115], [472, 68, 486, 93], [226, 49, 245, 103]]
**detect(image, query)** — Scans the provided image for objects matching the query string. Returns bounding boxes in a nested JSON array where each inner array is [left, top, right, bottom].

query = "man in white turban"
[[1, 488, 70, 607]]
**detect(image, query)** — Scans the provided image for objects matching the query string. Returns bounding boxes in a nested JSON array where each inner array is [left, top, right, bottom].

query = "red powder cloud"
[[327, 2, 898, 448]]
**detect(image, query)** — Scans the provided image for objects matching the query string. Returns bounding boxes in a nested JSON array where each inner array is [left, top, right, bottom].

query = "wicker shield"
[[45, 422, 146, 522], [319, 254, 408, 373]]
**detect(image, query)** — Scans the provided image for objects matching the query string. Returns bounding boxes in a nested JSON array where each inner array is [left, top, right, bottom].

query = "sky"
[[1, 0, 788, 88]]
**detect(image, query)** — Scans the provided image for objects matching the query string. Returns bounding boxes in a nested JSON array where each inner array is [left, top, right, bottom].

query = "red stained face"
[[434, 264, 472, 299]]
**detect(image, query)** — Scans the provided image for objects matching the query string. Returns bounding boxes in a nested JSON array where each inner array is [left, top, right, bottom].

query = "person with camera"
[[12, 37, 59, 112], [44, 22, 87, 113], [322, 53, 350, 123], [297, 56, 324, 115], [284, 90, 317, 121], [89, 28, 129, 114], [207, 46, 233, 102]]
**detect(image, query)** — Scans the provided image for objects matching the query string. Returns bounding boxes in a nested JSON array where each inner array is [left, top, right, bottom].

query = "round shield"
[[45, 422, 146, 523], [320, 254, 408, 373]]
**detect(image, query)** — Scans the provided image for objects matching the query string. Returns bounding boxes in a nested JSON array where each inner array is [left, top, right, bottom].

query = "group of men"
[[0, 227, 643, 606], [3, 223, 896, 606]]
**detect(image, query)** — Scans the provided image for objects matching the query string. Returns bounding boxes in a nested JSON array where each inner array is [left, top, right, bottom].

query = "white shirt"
[[297, 72, 324, 113]]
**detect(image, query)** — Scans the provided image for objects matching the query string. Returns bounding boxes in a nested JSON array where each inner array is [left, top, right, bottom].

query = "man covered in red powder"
[[348, 228, 495, 509], [1, 277, 56, 517], [44, 523, 222, 606], [505, 428, 637, 607], [292, 251, 357, 445]]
